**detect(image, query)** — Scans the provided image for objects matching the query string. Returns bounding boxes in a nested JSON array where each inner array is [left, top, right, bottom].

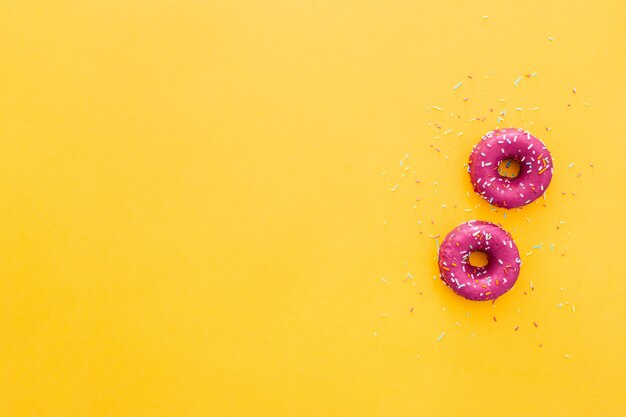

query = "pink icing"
[[469, 128, 553, 209], [438, 221, 521, 301]]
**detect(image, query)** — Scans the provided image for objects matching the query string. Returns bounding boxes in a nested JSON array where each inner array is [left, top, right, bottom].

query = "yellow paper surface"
[[1, 1, 625, 416]]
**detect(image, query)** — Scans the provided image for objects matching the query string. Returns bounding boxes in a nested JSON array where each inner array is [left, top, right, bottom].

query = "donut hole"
[[498, 159, 521, 178], [468, 251, 489, 268]]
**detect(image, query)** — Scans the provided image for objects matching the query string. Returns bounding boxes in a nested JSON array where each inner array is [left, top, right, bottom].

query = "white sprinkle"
[[453, 82, 463, 90], [437, 332, 445, 342], [568, 162, 575, 168]]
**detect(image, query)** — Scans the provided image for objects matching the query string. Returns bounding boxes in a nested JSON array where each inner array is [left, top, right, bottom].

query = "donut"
[[438, 221, 521, 301], [469, 128, 553, 209]]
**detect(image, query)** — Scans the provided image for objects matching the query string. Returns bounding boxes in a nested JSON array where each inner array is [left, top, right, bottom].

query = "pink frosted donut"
[[438, 221, 521, 301], [469, 128, 553, 209]]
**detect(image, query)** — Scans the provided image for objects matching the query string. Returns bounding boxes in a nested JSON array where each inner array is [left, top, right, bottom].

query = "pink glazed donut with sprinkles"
[[469, 128, 553, 209], [438, 221, 521, 301]]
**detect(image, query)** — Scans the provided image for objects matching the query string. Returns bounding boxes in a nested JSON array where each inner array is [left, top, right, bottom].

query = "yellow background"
[[1, 1, 625, 416]]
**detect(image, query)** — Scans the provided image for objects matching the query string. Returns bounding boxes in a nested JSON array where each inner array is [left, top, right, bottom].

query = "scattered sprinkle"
[[514, 76, 522, 87], [533, 321, 539, 328], [437, 332, 445, 342], [568, 162, 575, 169], [453, 82, 463, 91], [390, 185, 399, 192], [433, 106, 444, 111], [482, 15, 489, 19], [548, 37, 554, 41]]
